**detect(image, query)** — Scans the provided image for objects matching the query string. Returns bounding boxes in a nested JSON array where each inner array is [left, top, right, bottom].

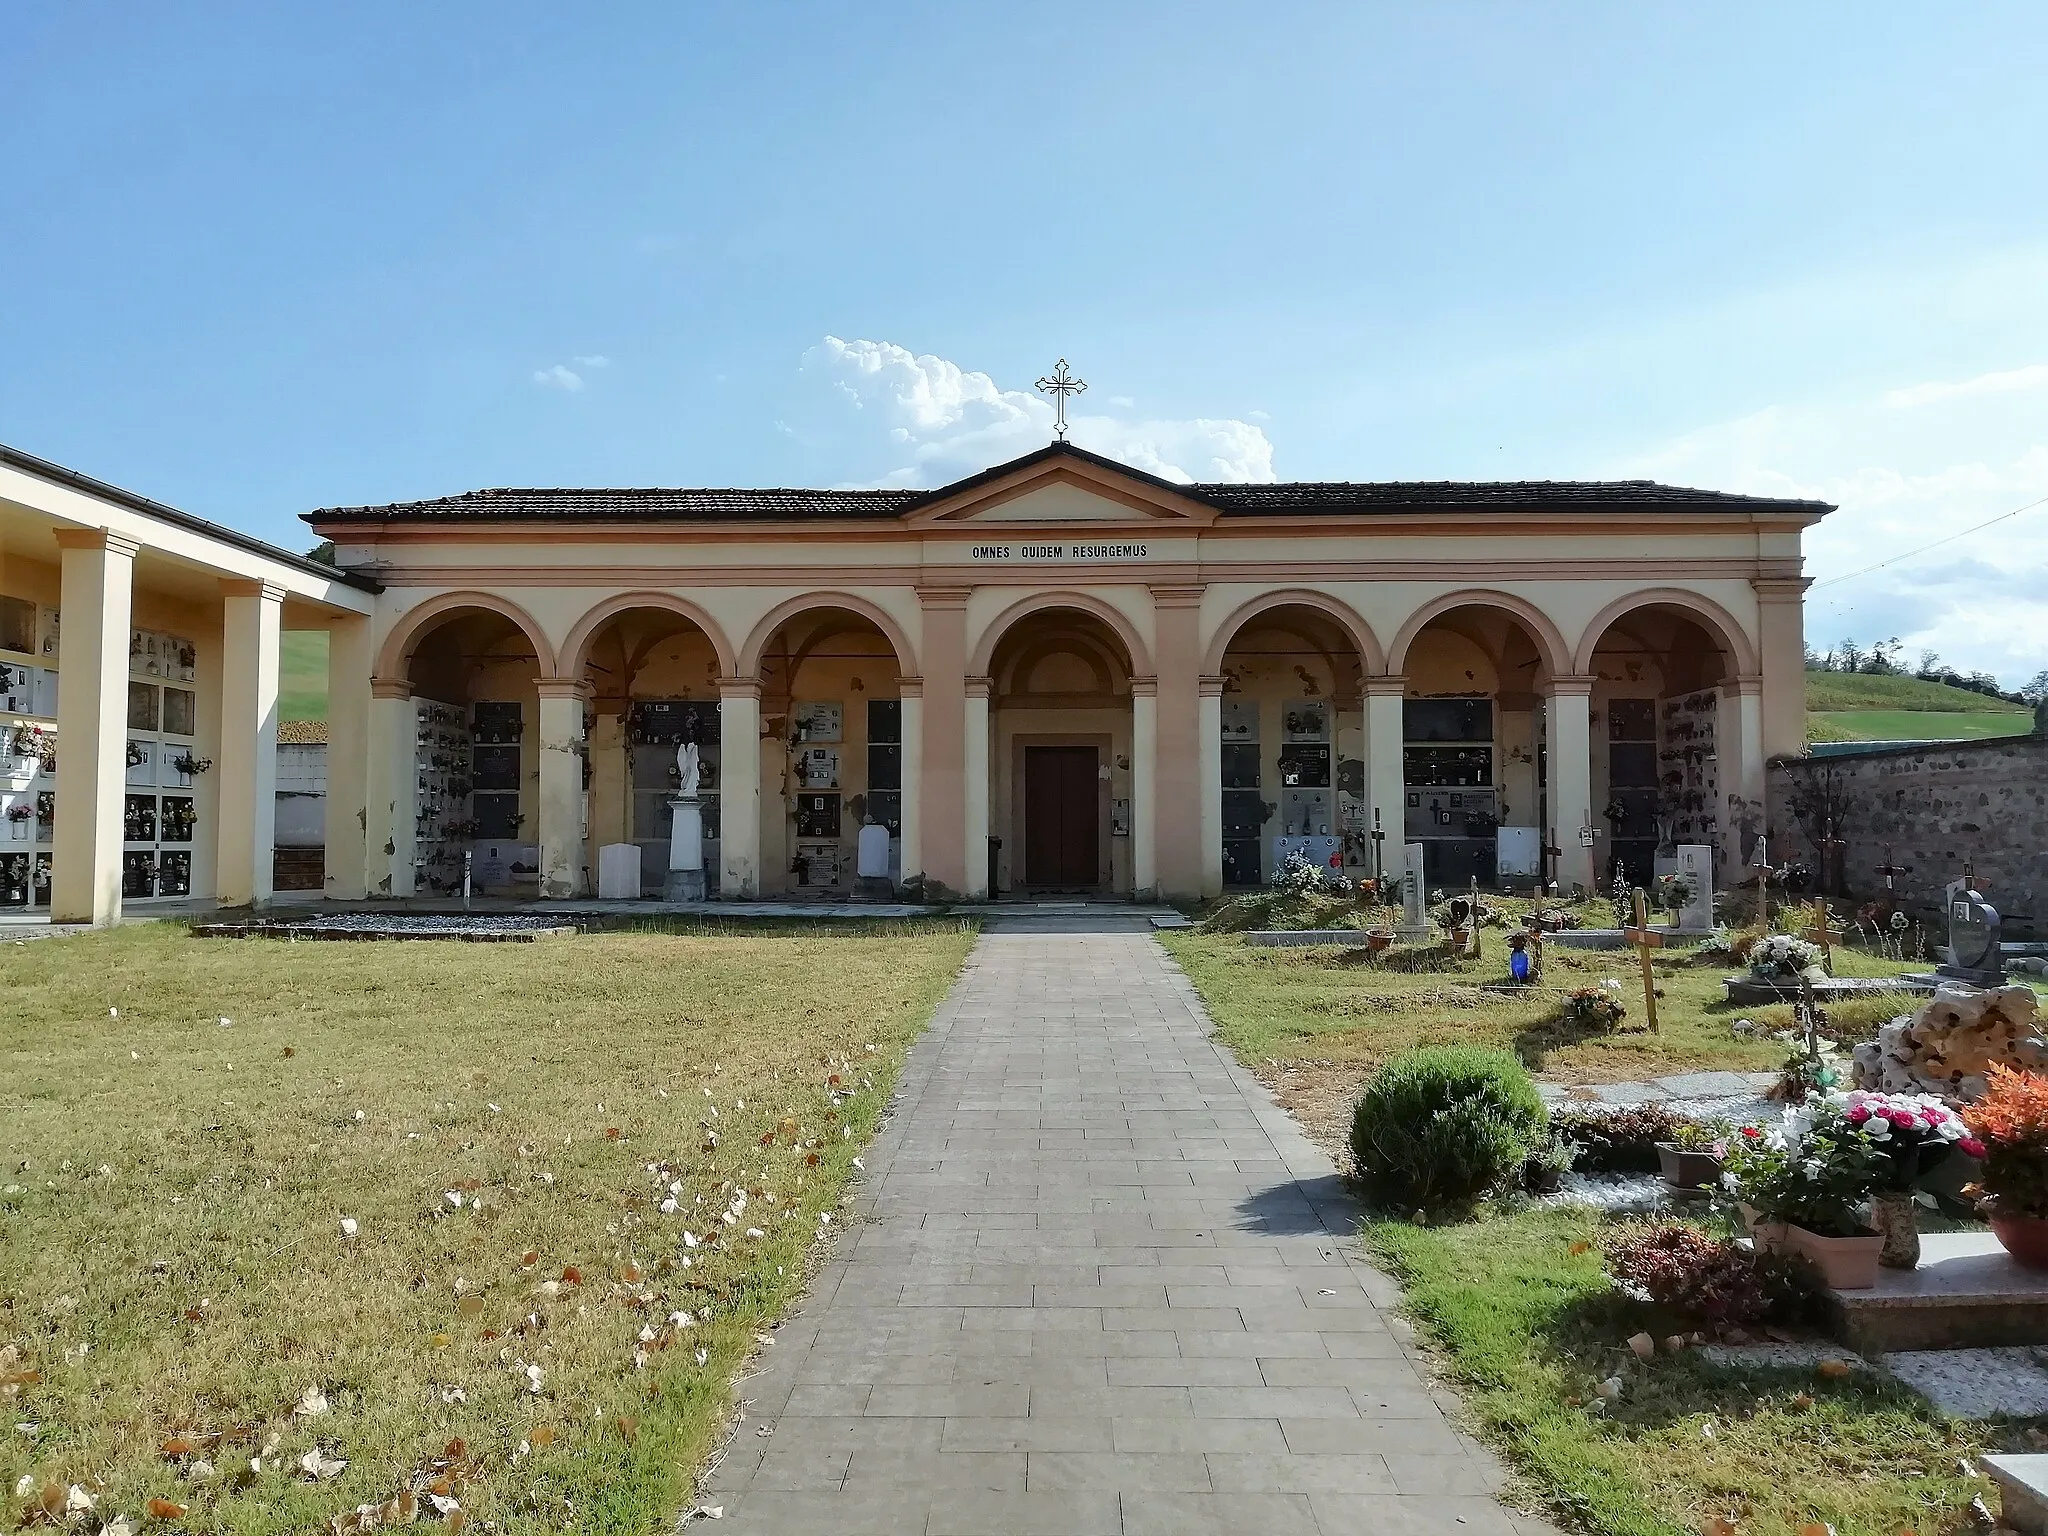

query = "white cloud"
[[573, 355, 611, 370], [1612, 389, 2048, 688], [804, 337, 1276, 487], [532, 364, 586, 391], [1883, 362, 2048, 409]]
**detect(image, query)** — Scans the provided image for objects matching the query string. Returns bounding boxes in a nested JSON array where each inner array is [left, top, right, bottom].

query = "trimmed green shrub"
[[1350, 1045, 1547, 1212]]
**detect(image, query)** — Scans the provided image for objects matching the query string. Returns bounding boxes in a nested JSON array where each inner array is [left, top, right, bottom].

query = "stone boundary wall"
[[1769, 735, 2047, 936]]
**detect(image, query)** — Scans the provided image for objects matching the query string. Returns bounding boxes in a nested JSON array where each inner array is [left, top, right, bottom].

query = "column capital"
[[965, 674, 992, 700], [1147, 583, 1206, 608], [370, 675, 413, 700], [1752, 577, 1812, 600], [1546, 674, 1598, 698], [894, 675, 924, 699], [535, 677, 595, 702], [54, 526, 140, 559], [915, 584, 974, 611], [716, 675, 764, 700], [1130, 675, 1159, 698], [1198, 674, 1229, 698], [1363, 674, 1409, 698], [1727, 674, 1765, 696], [219, 577, 288, 605]]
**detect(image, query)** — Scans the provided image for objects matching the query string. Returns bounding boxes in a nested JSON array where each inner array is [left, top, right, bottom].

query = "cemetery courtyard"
[[0, 917, 976, 1534]]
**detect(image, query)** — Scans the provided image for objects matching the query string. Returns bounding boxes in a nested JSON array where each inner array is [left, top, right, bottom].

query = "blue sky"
[[5, 3, 2047, 682]]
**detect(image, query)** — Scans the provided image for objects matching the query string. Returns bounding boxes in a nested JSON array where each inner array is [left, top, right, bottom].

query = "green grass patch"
[[1809, 709, 2034, 743], [1160, 926, 1926, 1080], [1365, 1207, 2013, 1535], [1803, 670, 2027, 714], [0, 918, 976, 1533], [281, 630, 327, 722]]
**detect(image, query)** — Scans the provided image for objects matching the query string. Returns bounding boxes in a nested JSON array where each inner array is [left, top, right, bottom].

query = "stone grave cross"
[[1621, 886, 1663, 1033]]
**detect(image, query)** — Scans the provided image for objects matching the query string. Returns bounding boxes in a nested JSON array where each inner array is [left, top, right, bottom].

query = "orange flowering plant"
[[1963, 1066, 2048, 1219]]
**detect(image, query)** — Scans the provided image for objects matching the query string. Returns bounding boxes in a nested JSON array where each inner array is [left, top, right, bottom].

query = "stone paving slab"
[[700, 918, 1558, 1534]]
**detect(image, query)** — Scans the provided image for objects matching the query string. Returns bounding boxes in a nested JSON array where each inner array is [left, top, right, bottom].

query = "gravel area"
[[1886, 1348, 2048, 1419]]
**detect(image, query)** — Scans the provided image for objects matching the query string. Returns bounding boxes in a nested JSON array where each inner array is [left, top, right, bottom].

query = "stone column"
[[50, 529, 136, 926], [1198, 675, 1225, 898], [964, 675, 991, 898], [1131, 677, 1157, 897], [1727, 674, 1768, 879], [1150, 585, 1204, 901], [1364, 677, 1407, 891], [535, 679, 589, 899], [216, 580, 285, 909], [917, 587, 970, 897], [322, 615, 371, 900], [717, 677, 763, 897], [896, 678, 922, 889], [1546, 675, 1597, 893], [1753, 578, 1809, 762], [367, 679, 415, 897]]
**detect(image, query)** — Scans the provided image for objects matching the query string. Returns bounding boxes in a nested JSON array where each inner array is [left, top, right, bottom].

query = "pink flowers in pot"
[[1837, 1090, 1986, 1185]]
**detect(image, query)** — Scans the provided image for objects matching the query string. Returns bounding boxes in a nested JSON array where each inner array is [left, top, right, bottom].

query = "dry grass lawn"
[[0, 918, 975, 1534]]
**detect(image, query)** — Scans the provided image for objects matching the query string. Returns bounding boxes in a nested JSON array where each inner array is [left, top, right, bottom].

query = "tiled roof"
[[305, 443, 1832, 525], [1194, 480, 1831, 515]]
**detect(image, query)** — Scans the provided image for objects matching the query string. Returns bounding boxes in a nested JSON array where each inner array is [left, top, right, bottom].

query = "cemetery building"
[[0, 445, 374, 924], [304, 440, 1826, 905]]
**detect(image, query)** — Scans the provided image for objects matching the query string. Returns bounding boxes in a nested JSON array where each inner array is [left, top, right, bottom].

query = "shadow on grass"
[[1514, 1011, 1632, 1072]]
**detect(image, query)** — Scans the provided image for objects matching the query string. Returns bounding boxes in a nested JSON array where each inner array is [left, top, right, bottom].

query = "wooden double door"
[[1022, 744, 1100, 890]]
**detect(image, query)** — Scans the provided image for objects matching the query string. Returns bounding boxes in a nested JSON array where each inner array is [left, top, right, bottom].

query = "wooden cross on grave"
[[1370, 809, 1387, 892], [1621, 887, 1663, 1033], [1875, 847, 1906, 919], [1800, 898, 1843, 976]]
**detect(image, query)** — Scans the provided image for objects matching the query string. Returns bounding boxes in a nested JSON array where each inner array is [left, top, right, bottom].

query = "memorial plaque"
[[1675, 842, 1714, 930], [1938, 885, 2006, 988], [1398, 841, 1430, 940]]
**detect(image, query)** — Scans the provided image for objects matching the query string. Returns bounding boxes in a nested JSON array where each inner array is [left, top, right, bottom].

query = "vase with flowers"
[[1837, 1090, 1984, 1269], [1723, 1096, 1894, 1288], [1963, 1066, 2048, 1269]]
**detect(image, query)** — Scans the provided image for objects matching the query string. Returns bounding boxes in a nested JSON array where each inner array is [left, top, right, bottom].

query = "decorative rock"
[[1851, 984, 2048, 1100], [1627, 1332, 1656, 1360]]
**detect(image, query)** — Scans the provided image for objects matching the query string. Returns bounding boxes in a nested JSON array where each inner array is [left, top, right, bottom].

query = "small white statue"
[[675, 741, 700, 797]]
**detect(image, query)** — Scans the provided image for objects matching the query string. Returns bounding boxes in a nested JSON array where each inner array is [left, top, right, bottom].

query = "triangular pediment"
[[902, 443, 1219, 528]]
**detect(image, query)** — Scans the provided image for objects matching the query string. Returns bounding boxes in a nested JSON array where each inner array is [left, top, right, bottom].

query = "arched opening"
[[985, 607, 1137, 896], [1395, 602, 1561, 892], [750, 605, 913, 898], [1213, 604, 1371, 888], [398, 605, 544, 896], [1578, 598, 1751, 886], [573, 604, 730, 898]]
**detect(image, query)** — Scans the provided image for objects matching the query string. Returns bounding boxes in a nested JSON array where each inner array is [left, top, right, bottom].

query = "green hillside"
[[1804, 668, 2033, 744], [281, 629, 326, 721], [1803, 669, 2028, 714]]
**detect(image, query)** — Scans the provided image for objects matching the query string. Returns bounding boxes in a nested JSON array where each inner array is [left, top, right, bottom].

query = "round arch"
[[1572, 588, 1758, 676], [1387, 589, 1572, 678], [967, 590, 1153, 677], [737, 592, 918, 679], [559, 591, 737, 680], [1202, 588, 1386, 675], [374, 590, 559, 681]]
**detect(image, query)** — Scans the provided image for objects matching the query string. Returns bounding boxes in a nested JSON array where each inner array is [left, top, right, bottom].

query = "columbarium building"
[[302, 441, 1826, 906]]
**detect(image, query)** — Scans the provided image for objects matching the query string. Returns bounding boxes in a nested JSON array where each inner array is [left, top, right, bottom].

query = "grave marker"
[[1398, 841, 1430, 942], [1938, 879, 2007, 989], [1675, 842, 1714, 931], [1621, 887, 1663, 1032], [1801, 899, 1843, 976]]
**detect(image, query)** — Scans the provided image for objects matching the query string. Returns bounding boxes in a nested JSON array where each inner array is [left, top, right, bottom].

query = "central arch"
[[968, 590, 1152, 678]]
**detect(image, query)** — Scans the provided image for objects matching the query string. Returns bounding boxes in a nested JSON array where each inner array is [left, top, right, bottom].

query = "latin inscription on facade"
[[969, 542, 1150, 562]]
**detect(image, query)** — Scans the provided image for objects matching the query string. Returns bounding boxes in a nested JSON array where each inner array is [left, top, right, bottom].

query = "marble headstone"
[[1938, 883, 2006, 988], [1675, 843, 1714, 931], [1398, 842, 1430, 941]]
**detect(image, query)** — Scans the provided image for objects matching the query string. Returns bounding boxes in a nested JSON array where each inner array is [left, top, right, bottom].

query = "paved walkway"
[[706, 917, 1549, 1534]]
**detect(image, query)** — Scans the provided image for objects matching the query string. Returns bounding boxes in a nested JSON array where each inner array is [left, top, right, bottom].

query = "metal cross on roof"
[[1035, 358, 1086, 441]]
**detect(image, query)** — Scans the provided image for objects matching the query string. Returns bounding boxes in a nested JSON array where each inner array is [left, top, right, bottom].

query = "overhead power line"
[[1810, 493, 2048, 591]]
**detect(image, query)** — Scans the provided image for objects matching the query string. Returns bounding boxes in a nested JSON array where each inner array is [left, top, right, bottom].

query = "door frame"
[[1008, 732, 1112, 895]]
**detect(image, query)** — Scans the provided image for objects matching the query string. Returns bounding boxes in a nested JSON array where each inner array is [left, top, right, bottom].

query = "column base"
[[664, 869, 707, 901]]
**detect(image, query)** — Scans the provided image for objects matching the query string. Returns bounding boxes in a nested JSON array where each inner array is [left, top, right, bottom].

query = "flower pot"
[[1990, 1212, 2048, 1271], [1870, 1190, 1920, 1270], [1786, 1224, 1885, 1290], [1656, 1144, 1723, 1190], [1364, 930, 1392, 956]]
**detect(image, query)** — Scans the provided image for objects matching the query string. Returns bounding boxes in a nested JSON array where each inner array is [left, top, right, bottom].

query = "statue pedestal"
[[665, 796, 705, 902]]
